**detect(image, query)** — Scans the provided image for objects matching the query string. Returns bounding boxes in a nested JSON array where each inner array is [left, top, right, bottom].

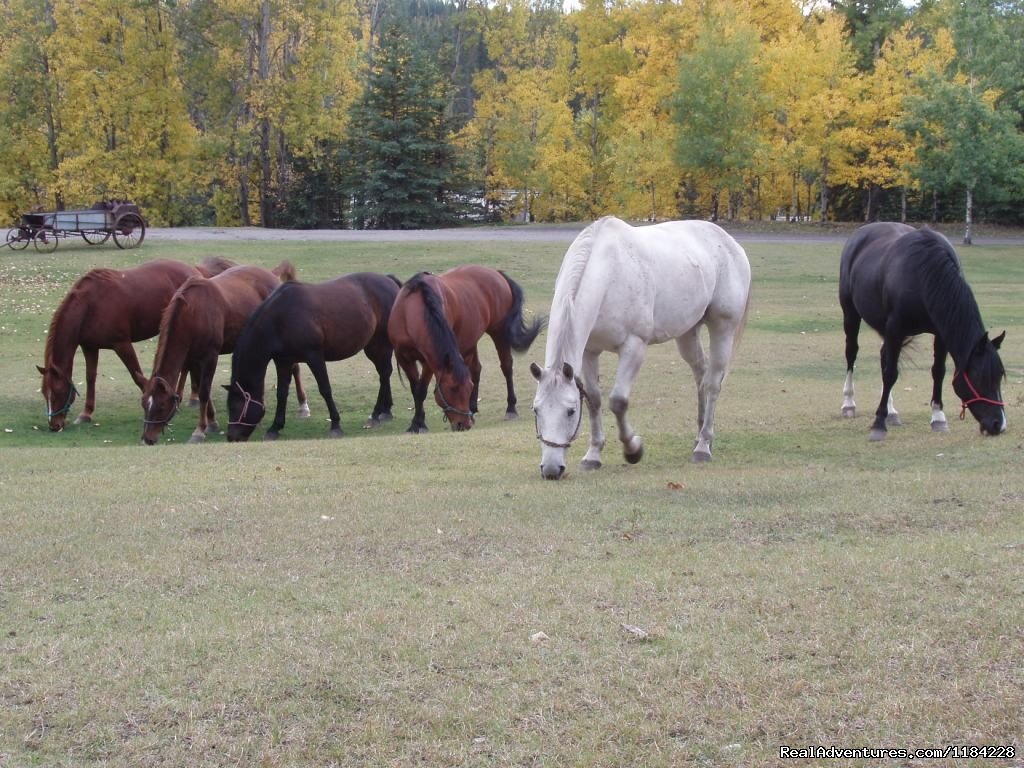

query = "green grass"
[[1, 233, 1022, 766]]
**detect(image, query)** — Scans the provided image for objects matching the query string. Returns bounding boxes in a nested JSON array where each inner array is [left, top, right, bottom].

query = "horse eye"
[[567, 408, 576, 418]]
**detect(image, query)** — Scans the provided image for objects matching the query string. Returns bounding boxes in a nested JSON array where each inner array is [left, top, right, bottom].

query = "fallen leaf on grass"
[[621, 623, 651, 642], [529, 631, 549, 643], [667, 481, 685, 490]]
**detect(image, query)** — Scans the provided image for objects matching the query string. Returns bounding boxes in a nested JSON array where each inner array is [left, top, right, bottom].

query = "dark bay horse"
[[224, 272, 401, 442], [387, 265, 544, 433], [140, 262, 303, 445], [839, 222, 1006, 440], [37, 257, 234, 431]]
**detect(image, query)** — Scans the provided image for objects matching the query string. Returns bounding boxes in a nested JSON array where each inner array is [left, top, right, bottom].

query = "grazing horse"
[[387, 265, 544, 433], [839, 222, 1006, 440], [224, 273, 401, 442], [37, 257, 234, 431], [530, 216, 750, 480], [140, 262, 303, 445]]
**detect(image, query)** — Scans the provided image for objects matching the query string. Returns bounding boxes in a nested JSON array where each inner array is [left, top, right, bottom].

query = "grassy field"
[[1, 230, 1022, 767]]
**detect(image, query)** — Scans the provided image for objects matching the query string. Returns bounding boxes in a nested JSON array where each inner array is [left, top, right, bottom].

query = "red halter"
[[953, 370, 1005, 420]]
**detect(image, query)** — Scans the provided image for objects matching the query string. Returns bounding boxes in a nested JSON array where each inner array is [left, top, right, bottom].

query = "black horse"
[[224, 272, 401, 441], [839, 222, 1006, 441]]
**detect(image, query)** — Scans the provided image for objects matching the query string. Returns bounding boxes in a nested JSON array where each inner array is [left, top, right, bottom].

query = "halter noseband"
[[434, 385, 474, 424], [46, 379, 79, 419], [535, 380, 590, 449], [143, 393, 181, 426], [953, 370, 1005, 420], [228, 382, 265, 427]]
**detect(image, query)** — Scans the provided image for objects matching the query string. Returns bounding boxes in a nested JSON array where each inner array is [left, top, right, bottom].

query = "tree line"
[[1, 0, 1023, 239]]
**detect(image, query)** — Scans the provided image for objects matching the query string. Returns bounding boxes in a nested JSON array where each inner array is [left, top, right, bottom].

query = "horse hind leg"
[[841, 306, 860, 417], [364, 340, 395, 428], [676, 329, 713, 461], [870, 336, 901, 441], [491, 336, 518, 419]]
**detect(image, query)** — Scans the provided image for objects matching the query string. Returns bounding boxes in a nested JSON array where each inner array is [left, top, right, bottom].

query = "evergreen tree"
[[343, 21, 456, 229]]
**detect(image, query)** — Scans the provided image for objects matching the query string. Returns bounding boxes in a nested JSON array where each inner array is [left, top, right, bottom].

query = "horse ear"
[[561, 362, 574, 380], [36, 365, 46, 376], [222, 384, 231, 392], [530, 362, 542, 381], [992, 330, 1006, 350]]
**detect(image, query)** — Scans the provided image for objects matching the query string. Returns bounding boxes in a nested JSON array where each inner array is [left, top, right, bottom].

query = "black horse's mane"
[[908, 228, 986, 361], [405, 272, 468, 376]]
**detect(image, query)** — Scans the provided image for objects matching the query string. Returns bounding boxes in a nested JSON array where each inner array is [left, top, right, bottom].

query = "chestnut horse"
[[37, 257, 234, 431], [140, 261, 306, 445], [387, 265, 544, 433], [224, 273, 401, 442]]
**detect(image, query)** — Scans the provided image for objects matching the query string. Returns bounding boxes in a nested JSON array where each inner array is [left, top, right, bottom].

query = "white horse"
[[530, 216, 751, 479]]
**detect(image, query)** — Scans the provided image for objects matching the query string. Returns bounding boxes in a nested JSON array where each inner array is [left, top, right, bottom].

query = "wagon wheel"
[[5, 227, 30, 250], [81, 229, 111, 245], [113, 213, 145, 249], [33, 228, 58, 253]]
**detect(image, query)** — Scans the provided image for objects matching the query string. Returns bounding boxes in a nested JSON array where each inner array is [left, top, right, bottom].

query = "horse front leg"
[[292, 363, 311, 419], [189, 358, 218, 443], [397, 351, 429, 433], [465, 346, 482, 416], [930, 336, 950, 433], [608, 338, 647, 465], [579, 350, 606, 471], [264, 359, 293, 440], [76, 346, 100, 424], [306, 353, 342, 438], [871, 337, 901, 441]]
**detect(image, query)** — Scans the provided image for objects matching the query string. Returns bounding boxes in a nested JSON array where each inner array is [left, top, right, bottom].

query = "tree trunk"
[[900, 186, 907, 224], [257, 0, 273, 228], [963, 186, 973, 245]]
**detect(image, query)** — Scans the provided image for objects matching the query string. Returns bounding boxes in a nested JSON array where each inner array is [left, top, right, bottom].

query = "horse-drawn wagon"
[[4, 200, 146, 252]]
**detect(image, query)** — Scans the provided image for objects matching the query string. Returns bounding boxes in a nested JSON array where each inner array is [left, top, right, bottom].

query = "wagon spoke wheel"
[[5, 227, 30, 250], [81, 229, 110, 245], [33, 228, 58, 253], [113, 213, 145, 249]]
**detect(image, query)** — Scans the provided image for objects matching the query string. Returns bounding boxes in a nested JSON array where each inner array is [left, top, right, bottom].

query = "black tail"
[[499, 271, 545, 353]]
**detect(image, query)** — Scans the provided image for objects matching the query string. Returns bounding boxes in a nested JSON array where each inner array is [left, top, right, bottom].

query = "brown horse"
[[37, 257, 235, 431], [140, 261, 306, 445], [387, 265, 544, 432]]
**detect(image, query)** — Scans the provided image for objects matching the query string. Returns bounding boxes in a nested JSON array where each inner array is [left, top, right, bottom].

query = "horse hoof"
[[580, 459, 602, 471], [188, 433, 206, 444], [263, 431, 280, 442], [362, 418, 379, 430], [931, 421, 949, 433], [328, 428, 343, 439], [842, 406, 856, 418], [74, 414, 91, 425], [886, 414, 903, 427], [624, 444, 644, 464], [504, 410, 518, 421], [205, 421, 220, 434], [187, 398, 200, 408], [868, 428, 887, 442], [297, 403, 311, 419], [691, 450, 712, 463], [375, 412, 394, 422], [406, 425, 428, 434]]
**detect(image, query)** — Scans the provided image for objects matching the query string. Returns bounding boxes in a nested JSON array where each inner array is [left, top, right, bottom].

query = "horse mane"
[[196, 256, 236, 277], [545, 220, 604, 366], [405, 272, 468, 377], [152, 276, 208, 370], [910, 228, 986, 361]]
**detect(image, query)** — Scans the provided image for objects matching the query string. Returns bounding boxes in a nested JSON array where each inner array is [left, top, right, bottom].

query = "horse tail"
[[196, 256, 236, 277], [273, 260, 297, 282], [498, 270, 546, 353]]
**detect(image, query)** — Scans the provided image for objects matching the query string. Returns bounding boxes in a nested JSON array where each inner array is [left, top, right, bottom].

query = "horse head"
[[953, 331, 1007, 436], [434, 360, 474, 431], [37, 363, 78, 432], [224, 380, 266, 442], [530, 361, 585, 480], [140, 376, 180, 445]]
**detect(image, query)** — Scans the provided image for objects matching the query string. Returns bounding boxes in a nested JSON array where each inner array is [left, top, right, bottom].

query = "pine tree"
[[343, 21, 456, 229]]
